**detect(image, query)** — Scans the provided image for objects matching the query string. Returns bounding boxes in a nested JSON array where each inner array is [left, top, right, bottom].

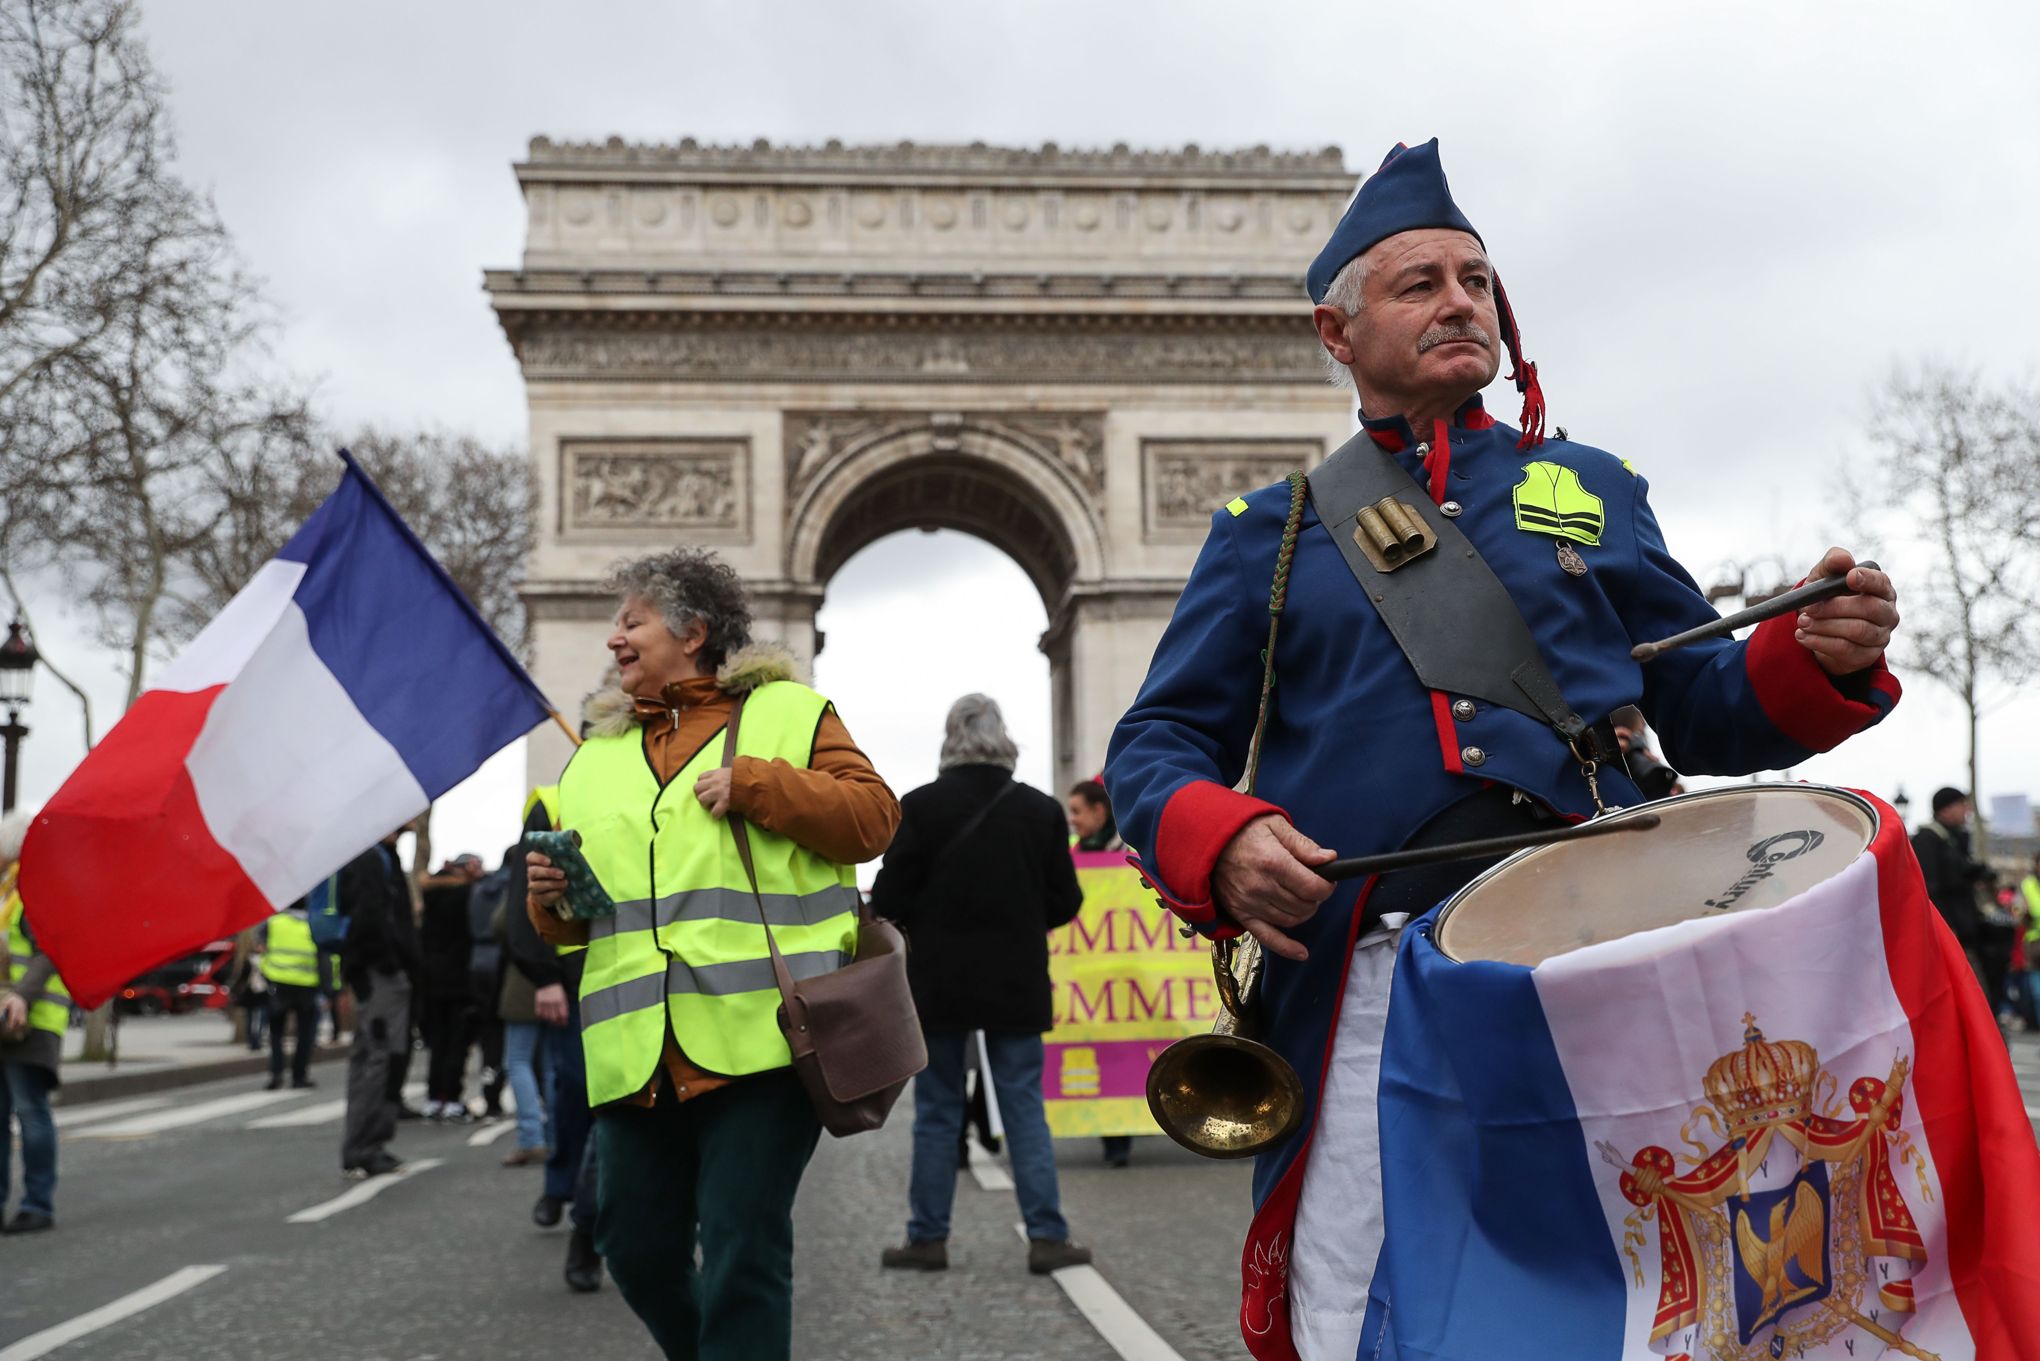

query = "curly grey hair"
[[0, 809, 32, 865], [938, 694, 1019, 771], [603, 548, 753, 674]]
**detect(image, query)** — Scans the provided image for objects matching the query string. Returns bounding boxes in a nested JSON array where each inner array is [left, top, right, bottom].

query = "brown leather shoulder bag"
[[720, 693, 925, 1136]]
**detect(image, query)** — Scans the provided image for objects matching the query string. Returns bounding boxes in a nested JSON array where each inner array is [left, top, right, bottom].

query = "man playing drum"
[[1103, 139, 1902, 1361]]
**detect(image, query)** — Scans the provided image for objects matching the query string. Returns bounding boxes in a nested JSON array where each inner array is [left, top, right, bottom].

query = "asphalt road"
[[1, 1063, 1250, 1361], [8, 1038, 2039, 1361]]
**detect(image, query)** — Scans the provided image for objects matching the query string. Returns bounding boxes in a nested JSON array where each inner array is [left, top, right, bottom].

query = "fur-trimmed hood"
[[579, 643, 804, 739]]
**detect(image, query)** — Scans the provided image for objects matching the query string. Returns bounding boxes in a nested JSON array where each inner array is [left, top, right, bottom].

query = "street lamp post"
[[1893, 786, 1912, 828], [0, 618, 37, 814]]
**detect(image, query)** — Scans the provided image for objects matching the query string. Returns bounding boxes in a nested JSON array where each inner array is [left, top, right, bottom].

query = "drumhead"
[[1432, 784, 1878, 967]]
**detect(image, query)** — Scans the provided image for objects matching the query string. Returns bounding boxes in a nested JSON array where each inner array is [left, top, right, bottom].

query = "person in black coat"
[[871, 694, 1091, 1277], [1912, 786, 1992, 995], [337, 828, 422, 1175]]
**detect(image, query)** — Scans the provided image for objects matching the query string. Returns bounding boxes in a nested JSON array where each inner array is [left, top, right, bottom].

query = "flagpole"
[[550, 711, 582, 748]]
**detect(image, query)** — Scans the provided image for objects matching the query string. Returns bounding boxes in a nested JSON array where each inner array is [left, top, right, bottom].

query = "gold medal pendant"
[[1555, 539, 1588, 577]]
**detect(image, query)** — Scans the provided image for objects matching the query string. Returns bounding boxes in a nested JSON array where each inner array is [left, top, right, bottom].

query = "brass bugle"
[[1146, 813, 1662, 1159], [1630, 562, 1878, 662]]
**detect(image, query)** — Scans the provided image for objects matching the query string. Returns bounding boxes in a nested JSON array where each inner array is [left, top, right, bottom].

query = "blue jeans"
[[907, 1029, 1067, 1244], [502, 1021, 548, 1151], [541, 996, 591, 1203], [1, 1062, 57, 1218]]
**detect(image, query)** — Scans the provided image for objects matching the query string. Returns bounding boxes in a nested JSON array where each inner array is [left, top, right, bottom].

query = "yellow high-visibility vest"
[[259, 909, 322, 988], [559, 681, 860, 1105], [3, 883, 72, 1038]]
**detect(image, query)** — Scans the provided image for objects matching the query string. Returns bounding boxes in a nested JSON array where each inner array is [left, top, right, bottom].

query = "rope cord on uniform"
[[1244, 470, 1307, 798]]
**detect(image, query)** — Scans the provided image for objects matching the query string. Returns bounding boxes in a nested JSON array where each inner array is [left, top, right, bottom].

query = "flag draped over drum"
[[1361, 789, 2040, 1361]]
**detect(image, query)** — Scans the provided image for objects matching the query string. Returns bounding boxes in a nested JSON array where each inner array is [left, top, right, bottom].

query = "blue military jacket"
[[1104, 400, 1899, 1210]]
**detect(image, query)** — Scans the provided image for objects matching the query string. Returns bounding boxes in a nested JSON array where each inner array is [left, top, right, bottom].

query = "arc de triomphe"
[[487, 139, 1356, 792]]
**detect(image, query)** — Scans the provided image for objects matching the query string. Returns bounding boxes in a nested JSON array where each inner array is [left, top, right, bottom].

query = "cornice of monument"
[[519, 136, 1351, 188]]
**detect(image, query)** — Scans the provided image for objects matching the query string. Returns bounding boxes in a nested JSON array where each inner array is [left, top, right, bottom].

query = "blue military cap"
[[1310, 139, 1546, 447]]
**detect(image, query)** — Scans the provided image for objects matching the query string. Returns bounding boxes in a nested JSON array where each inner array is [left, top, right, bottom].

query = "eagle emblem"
[[1594, 1015, 1937, 1361]]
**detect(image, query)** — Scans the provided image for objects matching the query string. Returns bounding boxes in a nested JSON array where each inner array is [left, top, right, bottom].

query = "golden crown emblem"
[[1701, 1013, 1820, 1137]]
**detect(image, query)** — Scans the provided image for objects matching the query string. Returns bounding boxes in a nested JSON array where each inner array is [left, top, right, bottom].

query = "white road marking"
[[0, 1265, 227, 1361], [246, 1098, 347, 1129], [287, 1157, 443, 1223], [1012, 1224, 1185, 1361], [73, 1090, 297, 1139], [51, 1096, 172, 1130], [467, 1119, 519, 1147], [967, 1141, 1014, 1191]]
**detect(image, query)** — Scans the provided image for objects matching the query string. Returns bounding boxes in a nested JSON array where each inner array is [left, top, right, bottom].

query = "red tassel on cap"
[[1515, 360, 1545, 450]]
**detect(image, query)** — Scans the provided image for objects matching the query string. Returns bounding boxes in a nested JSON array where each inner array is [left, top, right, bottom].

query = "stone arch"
[[784, 414, 1106, 609]]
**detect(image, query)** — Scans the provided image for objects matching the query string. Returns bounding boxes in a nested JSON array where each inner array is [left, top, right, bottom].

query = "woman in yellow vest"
[[1, 809, 68, 1234], [526, 548, 898, 1361]]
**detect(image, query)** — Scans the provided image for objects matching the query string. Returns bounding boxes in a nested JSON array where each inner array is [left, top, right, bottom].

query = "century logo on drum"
[[1702, 830, 1827, 912]]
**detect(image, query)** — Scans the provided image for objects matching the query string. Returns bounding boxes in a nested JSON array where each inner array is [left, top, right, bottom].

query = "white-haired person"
[[872, 695, 1093, 1275], [525, 547, 898, 1361], [1, 808, 68, 1234]]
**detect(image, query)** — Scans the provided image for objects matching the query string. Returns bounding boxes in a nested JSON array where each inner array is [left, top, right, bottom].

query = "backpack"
[[305, 872, 348, 951], [466, 865, 512, 1004]]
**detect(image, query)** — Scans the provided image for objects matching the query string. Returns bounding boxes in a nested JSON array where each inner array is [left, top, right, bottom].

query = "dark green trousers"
[[595, 1069, 822, 1361]]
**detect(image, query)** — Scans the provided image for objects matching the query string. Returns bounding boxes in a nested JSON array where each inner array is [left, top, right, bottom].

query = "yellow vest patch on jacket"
[[4, 886, 72, 1038], [1513, 460, 1605, 546], [558, 681, 860, 1105]]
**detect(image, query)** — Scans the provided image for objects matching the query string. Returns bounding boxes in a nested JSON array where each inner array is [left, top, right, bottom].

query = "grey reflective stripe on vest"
[[587, 884, 862, 942], [579, 949, 853, 1026]]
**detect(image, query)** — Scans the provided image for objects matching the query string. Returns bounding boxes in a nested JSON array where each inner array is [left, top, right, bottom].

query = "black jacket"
[[417, 881, 474, 1002], [1912, 820, 1985, 946], [870, 764, 1081, 1033], [338, 842, 420, 988]]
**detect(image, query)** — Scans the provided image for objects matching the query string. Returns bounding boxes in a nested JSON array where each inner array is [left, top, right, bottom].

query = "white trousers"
[[1287, 918, 1403, 1361]]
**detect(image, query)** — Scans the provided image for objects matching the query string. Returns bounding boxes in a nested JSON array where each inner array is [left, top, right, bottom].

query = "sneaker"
[[1027, 1239, 1093, 1274], [879, 1240, 949, 1271], [563, 1226, 604, 1293], [532, 1195, 564, 1228], [2, 1211, 54, 1234], [291, 1077, 317, 1090], [263, 1075, 283, 1091], [501, 1145, 549, 1168]]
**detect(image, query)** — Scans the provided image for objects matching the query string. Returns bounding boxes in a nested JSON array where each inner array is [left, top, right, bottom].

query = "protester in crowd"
[[464, 856, 512, 1121], [1975, 868, 2019, 1022], [232, 940, 268, 1052], [1067, 777, 1136, 1170], [418, 852, 484, 1121], [525, 548, 898, 1360], [258, 897, 322, 1090], [338, 825, 422, 1178], [0, 810, 65, 1234], [496, 858, 553, 1170], [2015, 854, 2040, 1033], [1610, 706, 1681, 800], [875, 695, 1091, 1275], [1911, 787, 1992, 995], [564, 1137, 604, 1293]]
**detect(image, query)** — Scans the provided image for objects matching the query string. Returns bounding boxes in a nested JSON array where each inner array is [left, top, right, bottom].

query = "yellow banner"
[[1041, 851, 1216, 1137]]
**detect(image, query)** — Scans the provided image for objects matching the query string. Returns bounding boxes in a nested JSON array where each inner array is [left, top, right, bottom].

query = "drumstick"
[[1630, 562, 1879, 663], [1317, 812, 1660, 883]]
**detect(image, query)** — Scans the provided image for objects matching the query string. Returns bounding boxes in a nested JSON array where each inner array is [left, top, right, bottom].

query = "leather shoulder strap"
[[721, 693, 800, 997], [1306, 431, 1590, 748]]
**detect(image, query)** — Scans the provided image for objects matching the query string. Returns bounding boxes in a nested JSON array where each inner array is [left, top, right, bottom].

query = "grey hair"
[[603, 548, 753, 673], [0, 809, 31, 865], [938, 693, 1019, 771], [1316, 255, 1367, 390]]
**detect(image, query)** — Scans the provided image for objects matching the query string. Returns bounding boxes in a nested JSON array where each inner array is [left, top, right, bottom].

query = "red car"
[[116, 939, 237, 1016]]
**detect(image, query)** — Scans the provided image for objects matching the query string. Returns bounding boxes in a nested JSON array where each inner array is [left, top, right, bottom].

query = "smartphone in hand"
[[523, 829, 617, 921]]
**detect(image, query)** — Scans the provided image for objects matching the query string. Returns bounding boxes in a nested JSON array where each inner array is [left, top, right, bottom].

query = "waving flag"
[[20, 452, 551, 1007], [1361, 796, 2040, 1361]]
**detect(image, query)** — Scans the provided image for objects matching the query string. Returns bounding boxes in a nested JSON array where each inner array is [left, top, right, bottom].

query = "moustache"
[[1417, 324, 1493, 354]]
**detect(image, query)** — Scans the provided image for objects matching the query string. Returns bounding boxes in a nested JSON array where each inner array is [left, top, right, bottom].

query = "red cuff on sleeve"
[[1745, 612, 1902, 752], [1149, 780, 1284, 927]]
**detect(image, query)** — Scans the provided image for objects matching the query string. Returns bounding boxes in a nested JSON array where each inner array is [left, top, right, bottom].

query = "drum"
[[1433, 783, 1878, 966]]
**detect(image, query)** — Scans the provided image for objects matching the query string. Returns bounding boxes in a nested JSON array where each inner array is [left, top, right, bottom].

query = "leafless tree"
[[1862, 364, 2040, 851]]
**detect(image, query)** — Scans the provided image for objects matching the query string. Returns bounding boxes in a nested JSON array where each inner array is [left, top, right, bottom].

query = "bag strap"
[[929, 780, 1020, 875], [719, 692, 802, 999], [1305, 431, 1612, 767]]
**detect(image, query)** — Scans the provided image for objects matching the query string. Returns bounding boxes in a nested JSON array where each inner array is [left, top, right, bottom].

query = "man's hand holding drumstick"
[[1788, 548, 1899, 676]]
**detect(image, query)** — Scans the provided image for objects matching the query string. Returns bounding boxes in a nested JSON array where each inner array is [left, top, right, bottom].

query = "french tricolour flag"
[[1361, 796, 2040, 1361], [21, 453, 551, 1008]]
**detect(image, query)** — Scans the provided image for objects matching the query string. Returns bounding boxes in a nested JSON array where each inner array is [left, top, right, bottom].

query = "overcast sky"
[[14, 0, 2040, 867]]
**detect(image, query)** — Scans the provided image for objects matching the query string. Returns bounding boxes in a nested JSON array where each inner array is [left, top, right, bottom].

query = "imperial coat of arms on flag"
[[1596, 1015, 1935, 1361]]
